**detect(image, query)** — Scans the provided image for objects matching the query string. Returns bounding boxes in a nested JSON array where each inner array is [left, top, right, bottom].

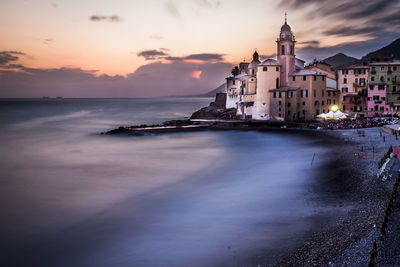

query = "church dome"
[[281, 22, 291, 32]]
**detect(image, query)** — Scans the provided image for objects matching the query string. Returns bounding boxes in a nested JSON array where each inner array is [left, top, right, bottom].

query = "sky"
[[0, 0, 400, 97]]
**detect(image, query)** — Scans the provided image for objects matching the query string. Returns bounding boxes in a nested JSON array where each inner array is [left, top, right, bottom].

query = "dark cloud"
[[280, 0, 400, 59], [185, 53, 225, 61], [323, 26, 384, 37], [0, 51, 25, 65], [0, 60, 232, 98], [137, 49, 169, 60], [137, 49, 226, 62], [165, 0, 180, 19], [89, 15, 122, 22], [297, 40, 320, 45]]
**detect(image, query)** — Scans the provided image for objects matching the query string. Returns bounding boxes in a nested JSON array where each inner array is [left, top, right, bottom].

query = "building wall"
[[288, 75, 326, 120], [255, 65, 280, 118], [226, 78, 241, 109], [367, 84, 390, 116]]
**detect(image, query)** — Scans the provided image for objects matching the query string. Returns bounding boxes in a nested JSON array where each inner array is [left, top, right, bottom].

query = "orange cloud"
[[191, 70, 202, 80]]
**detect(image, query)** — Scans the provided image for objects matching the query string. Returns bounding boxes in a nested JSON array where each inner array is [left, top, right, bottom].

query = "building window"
[[380, 76, 384, 82], [344, 78, 347, 84], [302, 101, 305, 106], [288, 110, 291, 115], [322, 90, 324, 97], [279, 101, 282, 105], [394, 86, 397, 92], [287, 92, 293, 98], [232, 80, 235, 85], [290, 45, 293, 54], [281, 45, 285, 55], [273, 92, 276, 98], [394, 66, 398, 71], [276, 67, 279, 71], [322, 76, 325, 81], [342, 87, 348, 93], [381, 66, 385, 71], [371, 76, 375, 81], [314, 90, 316, 97], [373, 96, 379, 100], [288, 102, 291, 107], [343, 105, 346, 110], [333, 100, 336, 104], [279, 113, 281, 117], [252, 69, 255, 75], [292, 76, 295, 81], [378, 85, 384, 90], [303, 76, 306, 81], [314, 75, 316, 81], [279, 92, 282, 98], [321, 100, 324, 106], [276, 78, 280, 88], [263, 67, 268, 71], [369, 85, 374, 90], [301, 90, 308, 98], [328, 91, 331, 96], [380, 106, 384, 111]]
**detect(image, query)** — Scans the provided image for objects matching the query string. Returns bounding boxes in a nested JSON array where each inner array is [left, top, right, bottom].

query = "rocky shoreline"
[[268, 127, 400, 266]]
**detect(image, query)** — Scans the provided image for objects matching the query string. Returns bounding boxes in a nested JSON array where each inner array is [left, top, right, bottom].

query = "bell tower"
[[277, 13, 296, 86]]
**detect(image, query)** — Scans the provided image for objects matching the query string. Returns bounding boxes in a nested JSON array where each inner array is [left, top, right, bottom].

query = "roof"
[[369, 60, 400, 66], [289, 69, 326, 76], [281, 22, 291, 32], [260, 58, 280, 66], [248, 59, 261, 68], [295, 58, 305, 69]]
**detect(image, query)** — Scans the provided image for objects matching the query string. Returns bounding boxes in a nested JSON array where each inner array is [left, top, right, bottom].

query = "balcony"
[[353, 83, 366, 88], [388, 70, 393, 75], [374, 100, 382, 104]]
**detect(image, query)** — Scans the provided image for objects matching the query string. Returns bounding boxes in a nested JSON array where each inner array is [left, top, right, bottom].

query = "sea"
[[0, 98, 340, 266]]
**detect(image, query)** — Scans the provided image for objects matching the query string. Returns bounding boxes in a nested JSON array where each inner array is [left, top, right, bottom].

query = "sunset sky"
[[1, 0, 399, 97]]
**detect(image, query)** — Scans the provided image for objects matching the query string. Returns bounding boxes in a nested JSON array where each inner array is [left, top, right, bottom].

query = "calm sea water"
[[0, 98, 336, 266]]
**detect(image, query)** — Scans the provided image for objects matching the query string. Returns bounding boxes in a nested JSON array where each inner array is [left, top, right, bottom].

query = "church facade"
[[225, 19, 339, 121]]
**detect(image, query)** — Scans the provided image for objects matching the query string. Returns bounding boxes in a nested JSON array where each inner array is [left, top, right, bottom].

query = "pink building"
[[367, 84, 391, 117]]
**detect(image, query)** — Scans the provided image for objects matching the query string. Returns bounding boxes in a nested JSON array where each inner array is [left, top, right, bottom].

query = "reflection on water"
[[0, 98, 332, 266]]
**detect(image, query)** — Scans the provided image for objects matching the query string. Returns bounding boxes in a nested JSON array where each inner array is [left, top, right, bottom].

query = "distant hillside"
[[360, 38, 400, 62], [323, 53, 358, 70], [198, 83, 226, 97]]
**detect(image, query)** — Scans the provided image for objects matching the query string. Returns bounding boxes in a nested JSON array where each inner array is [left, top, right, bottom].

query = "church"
[[225, 18, 339, 121]]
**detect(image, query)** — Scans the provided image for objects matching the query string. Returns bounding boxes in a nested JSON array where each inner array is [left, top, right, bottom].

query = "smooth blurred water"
[[0, 98, 335, 266]]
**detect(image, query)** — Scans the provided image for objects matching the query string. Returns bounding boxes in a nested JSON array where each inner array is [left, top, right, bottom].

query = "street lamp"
[[330, 105, 339, 112]]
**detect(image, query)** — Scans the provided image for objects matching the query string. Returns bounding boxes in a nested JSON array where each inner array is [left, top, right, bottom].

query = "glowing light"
[[331, 105, 339, 112], [191, 70, 202, 80]]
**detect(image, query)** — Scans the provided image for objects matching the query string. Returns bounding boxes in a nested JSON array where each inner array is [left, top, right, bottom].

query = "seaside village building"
[[338, 59, 400, 117], [225, 19, 339, 121]]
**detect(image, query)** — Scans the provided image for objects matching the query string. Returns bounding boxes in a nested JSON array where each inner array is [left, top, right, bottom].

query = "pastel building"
[[337, 65, 369, 117], [369, 61, 400, 113], [225, 18, 335, 121]]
